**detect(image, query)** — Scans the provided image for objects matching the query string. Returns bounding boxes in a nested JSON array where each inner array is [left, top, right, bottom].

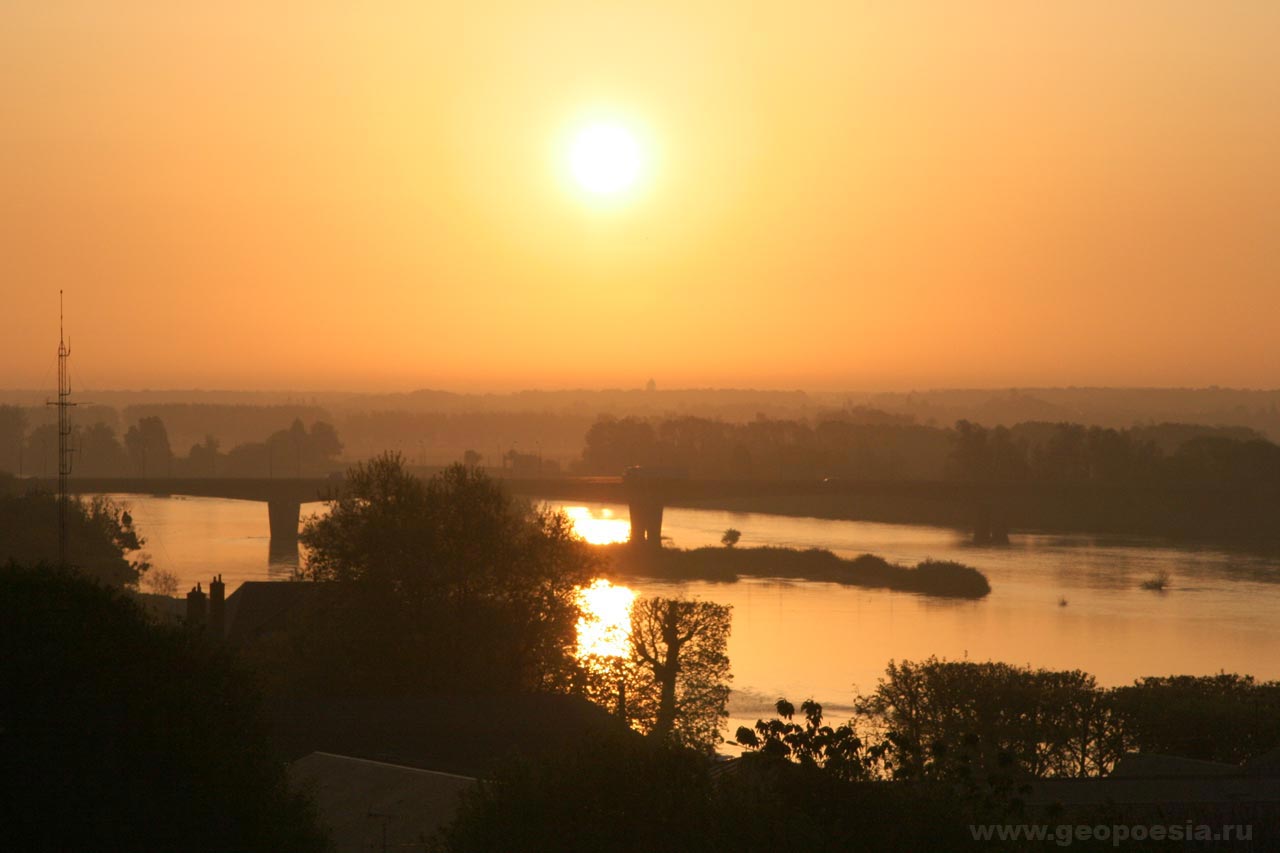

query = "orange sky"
[[4, 1, 1279, 392]]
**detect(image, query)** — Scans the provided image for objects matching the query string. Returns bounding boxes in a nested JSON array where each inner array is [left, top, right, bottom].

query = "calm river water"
[[104, 494, 1280, 722]]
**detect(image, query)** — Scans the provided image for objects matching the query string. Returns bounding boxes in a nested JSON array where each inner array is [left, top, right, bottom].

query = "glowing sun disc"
[[569, 123, 642, 195]]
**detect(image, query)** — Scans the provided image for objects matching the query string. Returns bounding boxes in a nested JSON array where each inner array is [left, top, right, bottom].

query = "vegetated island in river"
[[597, 544, 991, 599]]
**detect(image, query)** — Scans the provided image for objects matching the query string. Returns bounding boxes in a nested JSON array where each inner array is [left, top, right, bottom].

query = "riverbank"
[[598, 544, 991, 599], [658, 487, 1280, 545]]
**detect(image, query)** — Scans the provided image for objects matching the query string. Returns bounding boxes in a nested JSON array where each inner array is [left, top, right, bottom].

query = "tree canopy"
[[627, 596, 732, 753], [124, 415, 174, 476], [0, 490, 147, 586], [292, 454, 597, 695]]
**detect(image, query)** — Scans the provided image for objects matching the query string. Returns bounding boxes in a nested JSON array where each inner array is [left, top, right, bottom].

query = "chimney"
[[186, 582, 207, 628], [208, 574, 226, 638]]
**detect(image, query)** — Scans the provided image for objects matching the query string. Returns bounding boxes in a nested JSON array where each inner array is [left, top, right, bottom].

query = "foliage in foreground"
[[752, 658, 1280, 781], [625, 596, 732, 752], [0, 563, 328, 852], [265, 457, 734, 753], [435, 659, 1280, 852], [0, 490, 147, 585], [288, 454, 599, 695], [431, 733, 978, 853]]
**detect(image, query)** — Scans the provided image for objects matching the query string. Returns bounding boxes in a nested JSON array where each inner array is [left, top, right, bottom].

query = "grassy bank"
[[598, 544, 991, 599], [666, 486, 1280, 545]]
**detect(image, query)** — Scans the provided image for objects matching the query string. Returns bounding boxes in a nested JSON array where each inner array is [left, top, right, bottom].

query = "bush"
[[0, 492, 147, 585], [1140, 571, 1170, 591]]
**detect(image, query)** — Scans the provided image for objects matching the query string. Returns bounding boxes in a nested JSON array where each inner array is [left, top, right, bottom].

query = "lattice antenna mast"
[[46, 290, 77, 566]]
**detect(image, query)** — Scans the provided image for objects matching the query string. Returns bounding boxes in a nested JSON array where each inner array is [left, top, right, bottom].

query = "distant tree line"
[[6, 398, 1274, 489], [0, 405, 342, 478], [578, 409, 943, 480], [0, 402, 592, 475], [182, 418, 342, 478], [947, 419, 1280, 487], [577, 412, 1277, 488]]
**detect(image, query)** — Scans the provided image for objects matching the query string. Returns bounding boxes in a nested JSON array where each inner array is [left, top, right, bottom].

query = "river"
[[104, 494, 1280, 723]]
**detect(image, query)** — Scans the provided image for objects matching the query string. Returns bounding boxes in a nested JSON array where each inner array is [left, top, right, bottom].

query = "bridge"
[[16, 473, 1263, 549], [501, 475, 1023, 547], [13, 474, 1023, 550], [16, 477, 340, 546]]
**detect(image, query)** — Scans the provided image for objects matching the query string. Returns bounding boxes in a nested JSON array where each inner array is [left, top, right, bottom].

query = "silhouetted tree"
[[24, 422, 58, 476], [581, 416, 658, 473], [656, 417, 738, 475], [306, 420, 343, 464], [720, 528, 741, 548], [223, 440, 269, 477], [194, 419, 342, 477], [293, 454, 597, 695], [1086, 426, 1158, 482], [436, 711, 990, 852], [947, 421, 1030, 482], [736, 698, 876, 781], [264, 418, 343, 476], [1031, 423, 1091, 482], [579, 411, 1280, 503], [0, 404, 26, 474], [857, 658, 1124, 779], [0, 492, 147, 585], [187, 434, 221, 476], [627, 596, 731, 752], [437, 656, 1280, 852], [1109, 674, 1280, 764], [1167, 435, 1280, 487], [0, 563, 328, 852], [76, 422, 130, 476], [266, 419, 308, 476], [144, 567, 180, 596], [124, 415, 173, 476]]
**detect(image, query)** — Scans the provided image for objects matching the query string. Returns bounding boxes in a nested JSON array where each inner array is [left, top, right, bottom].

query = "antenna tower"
[[46, 291, 77, 565]]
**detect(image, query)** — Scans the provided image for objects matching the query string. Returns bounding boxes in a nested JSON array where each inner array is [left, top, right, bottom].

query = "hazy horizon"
[[4, 381, 1280, 398]]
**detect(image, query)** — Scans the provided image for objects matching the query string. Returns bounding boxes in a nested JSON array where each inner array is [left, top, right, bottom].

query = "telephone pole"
[[46, 291, 77, 566]]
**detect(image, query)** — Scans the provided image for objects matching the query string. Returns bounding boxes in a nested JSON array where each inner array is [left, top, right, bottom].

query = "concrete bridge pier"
[[267, 498, 302, 547], [972, 500, 1010, 545], [628, 497, 665, 549], [268, 538, 300, 574]]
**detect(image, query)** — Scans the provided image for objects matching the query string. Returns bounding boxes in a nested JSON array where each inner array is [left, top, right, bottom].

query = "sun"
[[568, 122, 643, 196]]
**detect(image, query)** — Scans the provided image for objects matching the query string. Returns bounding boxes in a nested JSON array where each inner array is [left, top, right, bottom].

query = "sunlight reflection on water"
[[561, 505, 631, 545], [105, 494, 1280, 709], [575, 578, 635, 660]]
